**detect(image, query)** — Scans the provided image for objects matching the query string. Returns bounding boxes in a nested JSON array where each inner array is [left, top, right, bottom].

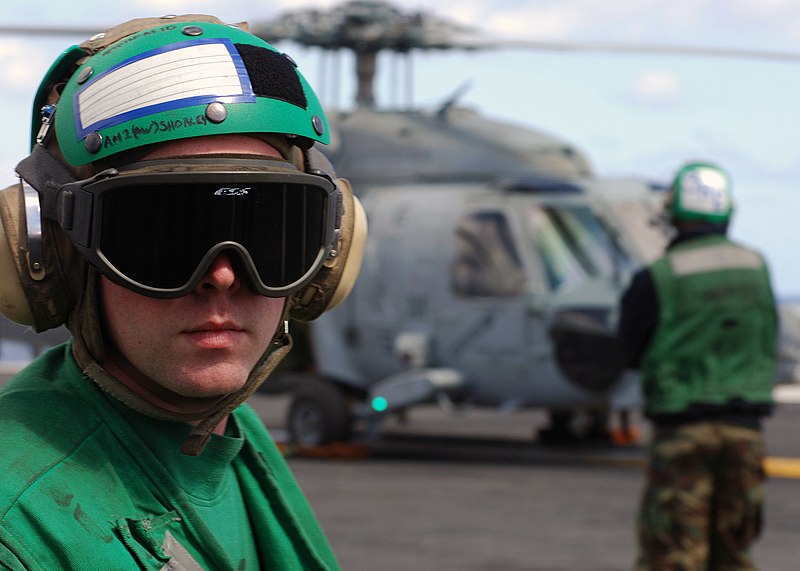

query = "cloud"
[[480, 4, 586, 39], [0, 40, 50, 95], [729, 0, 795, 21], [422, 0, 800, 49], [630, 70, 681, 107]]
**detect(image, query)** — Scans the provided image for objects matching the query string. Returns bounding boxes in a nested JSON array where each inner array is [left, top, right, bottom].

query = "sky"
[[0, 0, 798, 298]]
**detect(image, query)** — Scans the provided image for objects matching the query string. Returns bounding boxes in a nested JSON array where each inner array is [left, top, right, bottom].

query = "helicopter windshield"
[[451, 211, 526, 298], [524, 204, 631, 292], [603, 199, 669, 264]]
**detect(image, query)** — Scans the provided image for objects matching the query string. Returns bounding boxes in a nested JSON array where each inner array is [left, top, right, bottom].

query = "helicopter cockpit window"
[[525, 205, 626, 291], [451, 211, 526, 298]]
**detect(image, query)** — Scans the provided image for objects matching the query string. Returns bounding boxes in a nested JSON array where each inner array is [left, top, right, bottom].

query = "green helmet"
[[36, 19, 329, 166], [669, 162, 734, 225]]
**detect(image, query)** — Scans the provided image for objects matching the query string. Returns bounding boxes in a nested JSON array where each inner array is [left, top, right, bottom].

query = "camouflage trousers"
[[635, 422, 766, 571]]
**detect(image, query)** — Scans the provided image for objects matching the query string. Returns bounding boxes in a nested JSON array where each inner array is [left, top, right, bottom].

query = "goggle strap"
[[16, 144, 78, 222], [180, 329, 294, 456]]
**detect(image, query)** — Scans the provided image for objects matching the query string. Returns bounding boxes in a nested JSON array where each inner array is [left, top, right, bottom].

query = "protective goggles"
[[53, 163, 340, 298]]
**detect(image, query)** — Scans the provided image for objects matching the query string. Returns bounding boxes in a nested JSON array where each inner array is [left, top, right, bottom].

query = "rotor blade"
[[2, 21, 799, 66], [0, 25, 101, 38], [448, 32, 800, 64]]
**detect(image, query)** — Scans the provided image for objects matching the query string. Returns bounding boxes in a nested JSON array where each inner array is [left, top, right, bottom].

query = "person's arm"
[[618, 268, 659, 369]]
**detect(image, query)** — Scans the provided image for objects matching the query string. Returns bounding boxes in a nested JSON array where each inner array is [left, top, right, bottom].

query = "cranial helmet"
[[669, 162, 734, 226], [0, 14, 366, 332], [0, 15, 367, 454]]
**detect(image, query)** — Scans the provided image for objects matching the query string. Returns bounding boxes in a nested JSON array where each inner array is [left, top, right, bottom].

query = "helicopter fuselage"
[[290, 107, 669, 440]]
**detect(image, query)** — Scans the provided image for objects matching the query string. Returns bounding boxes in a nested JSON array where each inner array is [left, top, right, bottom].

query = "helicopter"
[[0, 1, 798, 444], [246, 1, 800, 447], [243, 1, 679, 446]]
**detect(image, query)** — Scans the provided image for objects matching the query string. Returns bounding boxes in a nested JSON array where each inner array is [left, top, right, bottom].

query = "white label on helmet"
[[75, 38, 255, 138], [679, 168, 731, 215]]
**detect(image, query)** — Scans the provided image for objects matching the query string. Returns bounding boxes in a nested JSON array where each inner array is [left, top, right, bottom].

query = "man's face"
[[99, 135, 288, 404], [100, 259, 285, 400]]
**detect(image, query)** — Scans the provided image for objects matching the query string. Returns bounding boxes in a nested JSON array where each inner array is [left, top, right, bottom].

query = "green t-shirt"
[[115, 403, 260, 569], [0, 342, 340, 571]]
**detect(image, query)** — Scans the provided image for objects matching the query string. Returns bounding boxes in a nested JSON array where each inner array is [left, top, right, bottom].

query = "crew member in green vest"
[[618, 162, 778, 571], [0, 15, 366, 570]]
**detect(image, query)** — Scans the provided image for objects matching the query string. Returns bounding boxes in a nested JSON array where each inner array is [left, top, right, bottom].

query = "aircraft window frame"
[[450, 210, 526, 299], [603, 200, 669, 263], [524, 203, 629, 292]]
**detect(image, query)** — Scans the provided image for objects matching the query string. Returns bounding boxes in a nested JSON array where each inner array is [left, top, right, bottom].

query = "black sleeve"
[[618, 268, 659, 369]]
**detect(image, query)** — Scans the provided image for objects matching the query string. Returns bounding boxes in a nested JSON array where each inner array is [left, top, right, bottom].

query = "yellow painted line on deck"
[[764, 457, 800, 479]]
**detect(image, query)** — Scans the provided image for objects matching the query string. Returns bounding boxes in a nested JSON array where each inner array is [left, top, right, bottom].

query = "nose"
[[196, 253, 240, 294]]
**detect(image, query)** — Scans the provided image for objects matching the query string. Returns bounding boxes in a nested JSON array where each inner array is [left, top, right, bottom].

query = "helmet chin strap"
[[70, 269, 294, 456], [180, 331, 292, 456]]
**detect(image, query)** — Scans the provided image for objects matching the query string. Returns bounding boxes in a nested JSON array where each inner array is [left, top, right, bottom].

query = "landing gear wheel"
[[537, 409, 610, 445], [287, 378, 352, 447]]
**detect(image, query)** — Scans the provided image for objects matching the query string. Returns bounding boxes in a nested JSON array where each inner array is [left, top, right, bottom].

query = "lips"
[[183, 321, 246, 349]]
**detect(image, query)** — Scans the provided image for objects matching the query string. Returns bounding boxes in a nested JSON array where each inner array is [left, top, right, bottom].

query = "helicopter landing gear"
[[287, 377, 353, 447], [536, 409, 611, 445]]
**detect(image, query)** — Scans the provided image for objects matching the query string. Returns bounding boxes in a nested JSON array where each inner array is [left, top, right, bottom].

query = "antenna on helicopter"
[[436, 80, 473, 118]]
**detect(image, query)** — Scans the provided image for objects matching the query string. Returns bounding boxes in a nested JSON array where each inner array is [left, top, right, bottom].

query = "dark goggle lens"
[[97, 182, 329, 292]]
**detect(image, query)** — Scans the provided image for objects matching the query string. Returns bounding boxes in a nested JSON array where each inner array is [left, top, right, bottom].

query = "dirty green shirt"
[[0, 342, 340, 571]]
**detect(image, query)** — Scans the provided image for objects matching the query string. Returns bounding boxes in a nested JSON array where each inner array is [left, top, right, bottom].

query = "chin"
[[172, 367, 251, 398]]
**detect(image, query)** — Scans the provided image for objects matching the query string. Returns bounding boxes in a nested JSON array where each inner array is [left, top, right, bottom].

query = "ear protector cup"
[[0, 181, 86, 332], [326, 187, 368, 311], [287, 146, 367, 321], [0, 184, 35, 327], [289, 176, 367, 322]]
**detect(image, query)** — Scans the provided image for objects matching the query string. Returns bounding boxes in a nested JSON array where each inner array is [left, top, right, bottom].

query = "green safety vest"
[[641, 235, 777, 416], [0, 343, 340, 571]]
